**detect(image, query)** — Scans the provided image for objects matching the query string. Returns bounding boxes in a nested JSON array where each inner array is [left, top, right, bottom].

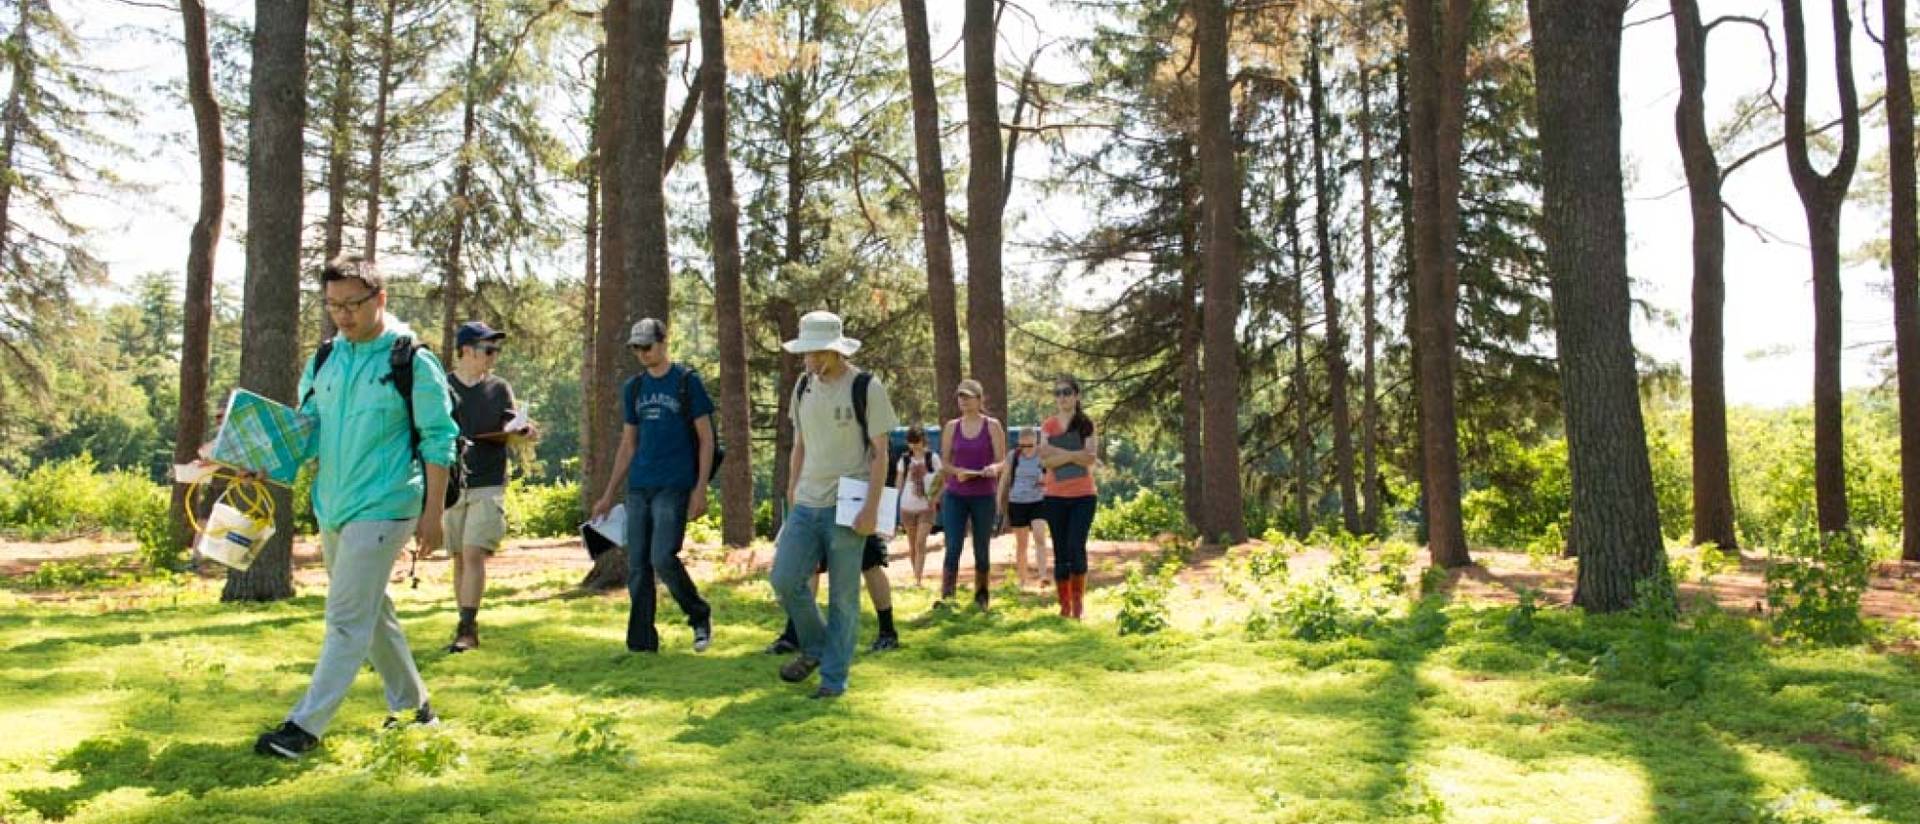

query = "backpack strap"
[[301, 338, 338, 407], [852, 370, 872, 450], [386, 335, 422, 463]]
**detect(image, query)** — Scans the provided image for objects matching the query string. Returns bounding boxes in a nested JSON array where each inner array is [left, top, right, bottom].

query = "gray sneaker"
[[692, 624, 712, 653]]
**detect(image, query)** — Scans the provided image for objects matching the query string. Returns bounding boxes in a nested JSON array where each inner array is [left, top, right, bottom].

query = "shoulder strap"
[[852, 370, 872, 444], [677, 364, 704, 443], [388, 335, 422, 461], [301, 338, 337, 406]]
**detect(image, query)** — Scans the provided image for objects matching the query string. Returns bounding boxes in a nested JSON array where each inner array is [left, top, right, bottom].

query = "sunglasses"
[[630, 341, 657, 352], [1053, 387, 1077, 397], [478, 345, 502, 355]]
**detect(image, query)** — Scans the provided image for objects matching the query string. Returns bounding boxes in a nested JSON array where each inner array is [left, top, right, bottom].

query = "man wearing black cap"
[[591, 317, 716, 653], [443, 320, 534, 652]]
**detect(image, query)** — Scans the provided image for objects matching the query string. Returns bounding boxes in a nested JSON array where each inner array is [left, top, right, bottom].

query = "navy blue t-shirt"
[[623, 364, 716, 491]]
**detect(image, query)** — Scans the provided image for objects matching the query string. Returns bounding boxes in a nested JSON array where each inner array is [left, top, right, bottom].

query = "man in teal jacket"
[[256, 255, 459, 759]]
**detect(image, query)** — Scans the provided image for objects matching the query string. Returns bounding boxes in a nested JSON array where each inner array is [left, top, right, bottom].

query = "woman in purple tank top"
[[936, 378, 1007, 609]]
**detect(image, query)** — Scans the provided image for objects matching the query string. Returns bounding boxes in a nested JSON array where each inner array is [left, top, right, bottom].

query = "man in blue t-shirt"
[[591, 318, 716, 653]]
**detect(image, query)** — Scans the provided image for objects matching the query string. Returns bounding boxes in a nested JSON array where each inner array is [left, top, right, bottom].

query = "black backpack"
[[626, 364, 725, 485], [305, 335, 467, 508]]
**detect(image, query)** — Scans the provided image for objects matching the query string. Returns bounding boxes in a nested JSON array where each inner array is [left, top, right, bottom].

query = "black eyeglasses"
[[1053, 387, 1077, 397], [323, 291, 379, 313]]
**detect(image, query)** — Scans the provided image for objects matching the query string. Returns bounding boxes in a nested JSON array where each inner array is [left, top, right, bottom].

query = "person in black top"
[[443, 321, 536, 652]]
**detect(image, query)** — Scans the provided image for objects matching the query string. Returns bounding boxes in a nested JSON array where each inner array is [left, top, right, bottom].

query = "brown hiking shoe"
[[447, 623, 479, 653]]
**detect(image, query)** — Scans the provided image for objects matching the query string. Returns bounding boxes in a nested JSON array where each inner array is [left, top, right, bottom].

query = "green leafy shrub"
[[1115, 556, 1179, 636], [506, 480, 583, 539], [1765, 525, 1872, 645], [1091, 486, 1189, 541], [0, 456, 173, 548], [359, 724, 467, 779]]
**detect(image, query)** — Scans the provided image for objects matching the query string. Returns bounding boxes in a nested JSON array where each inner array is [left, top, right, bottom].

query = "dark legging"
[[940, 491, 996, 578], [1044, 495, 1097, 580]]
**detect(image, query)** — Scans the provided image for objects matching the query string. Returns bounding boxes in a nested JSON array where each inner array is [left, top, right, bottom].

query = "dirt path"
[[4, 533, 1917, 624]]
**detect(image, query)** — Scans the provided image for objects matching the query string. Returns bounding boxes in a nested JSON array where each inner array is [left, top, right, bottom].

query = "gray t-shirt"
[[790, 367, 899, 508]]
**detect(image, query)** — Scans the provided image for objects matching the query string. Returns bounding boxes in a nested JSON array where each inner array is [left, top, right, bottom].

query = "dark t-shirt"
[[450, 373, 517, 488], [623, 364, 715, 491]]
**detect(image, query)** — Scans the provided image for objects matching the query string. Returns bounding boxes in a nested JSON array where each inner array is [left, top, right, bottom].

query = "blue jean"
[[1044, 495, 1097, 580], [770, 504, 864, 691], [940, 491, 997, 587], [625, 487, 710, 652]]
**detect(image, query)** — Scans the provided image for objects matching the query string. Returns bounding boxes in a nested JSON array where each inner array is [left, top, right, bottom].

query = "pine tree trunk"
[[628, 0, 672, 324], [1884, 0, 1920, 561], [580, 54, 602, 512], [1179, 142, 1205, 530], [171, 0, 224, 553], [1194, 0, 1245, 545], [1403, 0, 1473, 567], [772, 299, 800, 534], [963, 0, 1008, 419], [901, 0, 963, 426], [1530, 0, 1670, 613], [1308, 31, 1359, 535], [363, 0, 394, 259], [698, 0, 753, 547], [1283, 102, 1312, 538], [224, 0, 310, 603], [1670, 0, 1738, 550], [443, 5, 482, 356], [1781, 0, 1861, 535], [1359, 62, 1381, 536]]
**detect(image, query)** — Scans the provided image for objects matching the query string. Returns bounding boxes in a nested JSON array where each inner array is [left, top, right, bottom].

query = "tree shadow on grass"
[[11, 735, 312, 821]]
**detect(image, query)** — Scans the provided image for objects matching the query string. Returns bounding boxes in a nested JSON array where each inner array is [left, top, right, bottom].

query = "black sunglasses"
[[1053, 387, 1077, 397], [630, 342, 657, 352], [478, 344, 502, 355]]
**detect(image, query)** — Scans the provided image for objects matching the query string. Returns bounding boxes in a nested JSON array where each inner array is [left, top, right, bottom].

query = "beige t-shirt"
[[790, 366, 899, 508]]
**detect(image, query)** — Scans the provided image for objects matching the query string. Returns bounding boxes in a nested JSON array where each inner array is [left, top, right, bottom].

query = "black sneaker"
[[692, 624, 712, 654], [254, 721, 318, 759], [383, 701, 438, 730], [867, 633, 900, 653], [779, 654, 821, 683], [809, 685, 844, 700], [763, 637, 799, 656]]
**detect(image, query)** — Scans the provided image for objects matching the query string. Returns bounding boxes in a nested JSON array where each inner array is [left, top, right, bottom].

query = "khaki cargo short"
[[443, 485, 508, 553]]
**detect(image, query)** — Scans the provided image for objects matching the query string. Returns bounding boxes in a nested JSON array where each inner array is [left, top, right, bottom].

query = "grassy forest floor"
[[2, 534, 1918, 823]]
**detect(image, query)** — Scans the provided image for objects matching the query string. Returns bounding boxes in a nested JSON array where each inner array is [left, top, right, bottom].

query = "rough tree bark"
[[1882, 0, 1920, 560], [1530, 0, 1670, 613], [698, 0, 754, 547], [1781, 0, 1861, 535], [963, 0, 1008, 419], [1403, 0, 1473, 567], [224, 0, 310, 602], [363, 0, 395, 259], [441, 4, 483, 356], [1359, 61, 1382, 536], [170, 0, 223, 552], [1194, 0, 1245, 544], [901, 0, 963, 425], [1670, 0, 1739, 551]]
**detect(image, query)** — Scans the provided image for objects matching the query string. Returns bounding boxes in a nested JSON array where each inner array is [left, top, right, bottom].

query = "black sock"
[[877, 608, 896, 636], [458, 607, 477, 627]]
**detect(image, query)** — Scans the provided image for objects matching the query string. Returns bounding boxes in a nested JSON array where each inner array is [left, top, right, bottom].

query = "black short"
[[1008, 500, 1045, 528], [814, 534, 889, 573]]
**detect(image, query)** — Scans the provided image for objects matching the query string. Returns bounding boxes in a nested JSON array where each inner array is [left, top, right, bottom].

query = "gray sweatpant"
[[286, 519, 428, 737]]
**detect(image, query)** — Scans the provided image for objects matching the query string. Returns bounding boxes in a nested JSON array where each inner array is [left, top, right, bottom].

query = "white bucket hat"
[[782, 310, 862, 355]]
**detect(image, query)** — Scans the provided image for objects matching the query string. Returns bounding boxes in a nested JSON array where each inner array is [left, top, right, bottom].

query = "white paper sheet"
[[835, 478, 898, 539], [585, 503, 628, 548]]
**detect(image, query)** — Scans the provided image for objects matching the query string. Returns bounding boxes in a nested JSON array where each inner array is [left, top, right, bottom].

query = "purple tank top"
[[947, 418, 997, 496]]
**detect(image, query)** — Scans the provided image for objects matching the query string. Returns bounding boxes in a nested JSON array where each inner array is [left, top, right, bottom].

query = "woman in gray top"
[[998, 426, 1052, 589]]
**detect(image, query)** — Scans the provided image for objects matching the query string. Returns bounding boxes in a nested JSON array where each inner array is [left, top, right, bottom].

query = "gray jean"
[[286, 519, 428, 737]]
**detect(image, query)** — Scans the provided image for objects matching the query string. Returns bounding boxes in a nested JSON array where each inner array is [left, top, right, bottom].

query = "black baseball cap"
[[456, 320, 506, 348]]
